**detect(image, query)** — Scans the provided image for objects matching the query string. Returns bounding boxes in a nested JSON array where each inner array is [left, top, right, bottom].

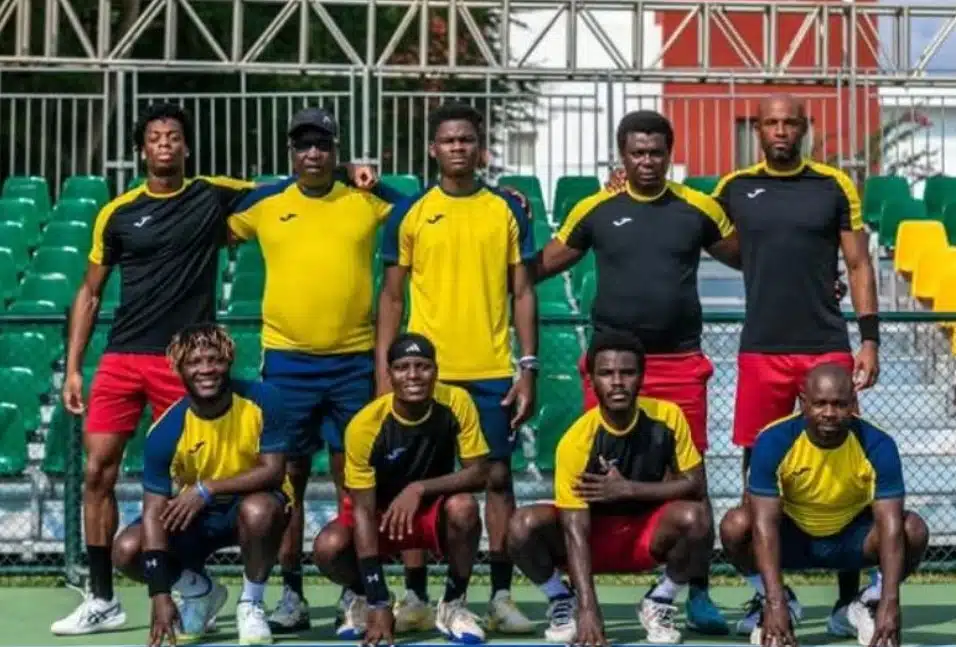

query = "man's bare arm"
[[707, 233, 742, 270], [871, 497, 905, 605], [840, 230, 878, 316], [532, 240, 584, 283], [559, 509, 599, 612], [65, 263, 111, 375], [415, 456, 489, 498], [374, 265, 408, 392], [142, 492, 171, 552], [751, 494, 786, 604], [351, 488, 381, 559], [205, 453, 285, 497], [510, 263, 538, 359], [619, 465, 707, 502]]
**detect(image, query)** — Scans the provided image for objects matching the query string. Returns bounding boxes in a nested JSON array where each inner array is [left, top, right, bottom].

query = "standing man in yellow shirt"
[[227, 107, 404, 634], [376, 101, 538, 634]]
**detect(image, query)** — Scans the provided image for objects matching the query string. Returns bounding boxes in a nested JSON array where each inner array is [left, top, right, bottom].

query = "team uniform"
[[86, 177, 254, 433], [558, 182, 735, 452], [749, 413, 904, 570], [380, 184, 535, 460], [553, 396, 702, 571], [227, 178, 403, 457], [713, 160, 863, 448], [337, 382, 488, 552]]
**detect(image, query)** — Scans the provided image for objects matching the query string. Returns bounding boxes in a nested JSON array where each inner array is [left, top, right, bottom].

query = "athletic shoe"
[[736, 586, 803, 636], [335, 589, 368, 640], [436, 596, 485, 644], [484, 590, 534, 634], [50, 593, 127, 635], [639, 596, 682, 644], [846, 597, 878, 646], [826, 600, 856, 638], [394, 590, 436, 633], [543, 594, 577, 643], [685, 586, 730, 635], [268, 586, 311, 633], [177, 580, 228, 641], [236, 599, 273, 645]]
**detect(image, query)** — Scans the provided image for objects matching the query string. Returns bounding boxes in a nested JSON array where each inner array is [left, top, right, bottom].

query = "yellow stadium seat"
[[911, 246, 956, 302], [931, 267, 956, 332], [893, 219, 948, 276]]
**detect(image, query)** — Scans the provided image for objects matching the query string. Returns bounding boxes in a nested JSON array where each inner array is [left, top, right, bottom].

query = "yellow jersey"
[[380, 184, 535, 381], [142, 379, 295, 505], [748, 413, 906, 537], [228, 178, 401, 354]]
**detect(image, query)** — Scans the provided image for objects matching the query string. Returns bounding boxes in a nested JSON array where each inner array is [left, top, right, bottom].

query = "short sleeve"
[[343, 408, 380, 490], [448, 388, 490, 460], [253, 383, 289, 454], [89, 204, 119, 265], [369, 183, 405, 222], [496, 189, 535, 265], [227, 181, 288, 242], [204, 176, 256, 215], [553, 419, 592, 510], [711, 173, 736, 221], [668, 406, 703, 473], [381, 196, 417, 267], [832, 171, 863, 231], [555, 195, 600, 250], [865, 428, 906, 500], [747, 426, 792, 498], [142, 404, 187, 496]]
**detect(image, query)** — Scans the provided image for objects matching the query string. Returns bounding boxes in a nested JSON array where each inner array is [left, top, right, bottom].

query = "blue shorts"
[[447, 378, 515, 461], [779, 508, 877, 571], [128, 492, 288, 570], [262, 349, 374, 457]]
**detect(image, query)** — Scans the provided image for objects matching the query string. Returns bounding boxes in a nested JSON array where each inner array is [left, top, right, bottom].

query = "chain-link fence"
[[1, 313, 955, 580]]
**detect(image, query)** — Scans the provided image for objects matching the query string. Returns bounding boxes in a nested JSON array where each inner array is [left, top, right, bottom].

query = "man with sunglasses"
[[227, 107, 405, 634]]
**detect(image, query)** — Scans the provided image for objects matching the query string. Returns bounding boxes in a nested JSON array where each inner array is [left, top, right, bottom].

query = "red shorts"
[[555, 503, 670, 573], [85, 353, 186, 434], [334, 495, 444, 556], [732, 351, 855, 448], [579, 351, 713, 452]]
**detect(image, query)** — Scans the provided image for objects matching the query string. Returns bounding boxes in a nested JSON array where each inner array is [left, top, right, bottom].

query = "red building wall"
[[658, 1, 881, 177]]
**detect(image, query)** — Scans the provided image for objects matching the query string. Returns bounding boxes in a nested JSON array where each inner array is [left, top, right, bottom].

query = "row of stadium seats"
[[862, 174, 956, 249], [892, 219, 956, 345]]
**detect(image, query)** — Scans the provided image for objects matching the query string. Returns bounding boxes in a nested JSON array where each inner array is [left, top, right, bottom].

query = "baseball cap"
[[387, 333, 437, 365], [288, 107, 338, 138]]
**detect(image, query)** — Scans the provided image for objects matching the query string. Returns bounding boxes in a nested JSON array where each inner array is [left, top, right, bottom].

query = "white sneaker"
[[50, 594, 127, 635], [543, 595, 577, 643], [436, 597, 486, 644], [335, 589, 368, 640], [737, 588, 803, 636], [268, 586, 311, 633], [236, 599, 273, 645], [827, 602, 856, 637], [176, 580, 228, 640], [394, 590, 436, 633], [639, 597, 682, 644], [485, 590, 534, 634], [847, 598, 877, 646]]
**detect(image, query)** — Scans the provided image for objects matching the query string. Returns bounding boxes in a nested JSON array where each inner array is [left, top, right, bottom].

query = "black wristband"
[[142, 550, 174, 597], [858, 314, 880, 346], [358, 556, 390, 606]]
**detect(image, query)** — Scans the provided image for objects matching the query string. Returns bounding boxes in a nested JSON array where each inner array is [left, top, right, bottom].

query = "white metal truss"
[[3, 0, 956, 83]]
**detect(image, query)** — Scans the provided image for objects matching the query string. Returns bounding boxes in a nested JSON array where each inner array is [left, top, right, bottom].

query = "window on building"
[[734, 117, 814, 168], [507, 131, 537, 169]]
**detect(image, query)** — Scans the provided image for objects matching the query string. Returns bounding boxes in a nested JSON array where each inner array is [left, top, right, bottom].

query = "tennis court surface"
[[7, 582, 954, 646]]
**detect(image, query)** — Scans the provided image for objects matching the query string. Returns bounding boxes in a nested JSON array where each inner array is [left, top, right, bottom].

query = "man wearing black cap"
[[313, 333, 491, 645], [227, 106, 406, 633]]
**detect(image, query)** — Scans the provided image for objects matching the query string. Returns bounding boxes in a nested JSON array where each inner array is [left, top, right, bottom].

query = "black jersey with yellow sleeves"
[[554, 396, 702, 517], [556, 182, 734, 354], [713, 160, 863, 354], [343, 382, 489, 509], [142, 379, 295, 506], [89, 176, 254, 354]]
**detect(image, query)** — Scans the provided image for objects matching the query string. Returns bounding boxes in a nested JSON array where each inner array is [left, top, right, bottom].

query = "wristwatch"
[[518, 355, 540, 373]]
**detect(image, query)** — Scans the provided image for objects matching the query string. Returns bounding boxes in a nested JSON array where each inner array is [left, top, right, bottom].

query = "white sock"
[[648, 573, 683, 602], [745, 574, 766, 597], [241, 574, 266, 604], [173, 569, 211, 598], [860, 571, 882, 604], [539, 571, 570, 600]]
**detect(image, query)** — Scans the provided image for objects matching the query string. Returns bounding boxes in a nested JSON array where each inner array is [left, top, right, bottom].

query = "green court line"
[[10, 583, 955, 647]]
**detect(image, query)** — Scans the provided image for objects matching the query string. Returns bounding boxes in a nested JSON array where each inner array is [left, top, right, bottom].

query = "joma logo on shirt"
[[426, 214, 445, 224], [188, 441, 205, 454]]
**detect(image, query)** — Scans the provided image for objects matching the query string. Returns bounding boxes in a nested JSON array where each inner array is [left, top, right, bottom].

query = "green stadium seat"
[[577, 272, 596, 313], [312, 451, 330, 475], [922, 175, 956, 217], [683, 175, 720, 195], [41, 221, 91, 253], [2, 176, 51, 216], [530, 400, 580, 470], [553, 176, 600, 225], [232, 333, 262, 381], [126, 175, 145, 191], [532, 218, 552, 245], [536, 277, 569, 307], [528, 197, 548, 224], [122, 411, 153, 475], [863, 175, 910, 227], [571, 252, 595, 297], [0, 222, 30, 273], [0, 249, 16, 304], [0, 330, 56, 377], [539, 329, 581, 371], [235, 243, 265, 276], [498, 175, 545, 208], [30, 247, 85, 280], [0, 367, 40, 429], [231, 271, 265, 305], [42, 403, 73, 474], [0, 403, 26, 476], [83, 330, 110, 369], [12, 272, 73, 313], [0, 197, 42, 247], [943, 203, 956, 245], [879, 198, 928, 249], [61, 175, 111, 207], [49, 198, 100, 226], [253, 175, 290, 185], [379, 174, 422, 197]]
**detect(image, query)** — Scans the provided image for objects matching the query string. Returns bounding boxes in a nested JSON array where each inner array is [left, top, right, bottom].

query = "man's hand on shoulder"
[[605, 167, 627, 193], [346, 163, 379, 190]]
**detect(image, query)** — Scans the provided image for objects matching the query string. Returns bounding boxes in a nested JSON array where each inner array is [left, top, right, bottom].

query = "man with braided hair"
[[111, 323, 294, 646]]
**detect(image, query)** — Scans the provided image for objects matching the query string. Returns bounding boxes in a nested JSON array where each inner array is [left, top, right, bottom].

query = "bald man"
[[711, 94, 881, 636], [719, 364, 928, 647]]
